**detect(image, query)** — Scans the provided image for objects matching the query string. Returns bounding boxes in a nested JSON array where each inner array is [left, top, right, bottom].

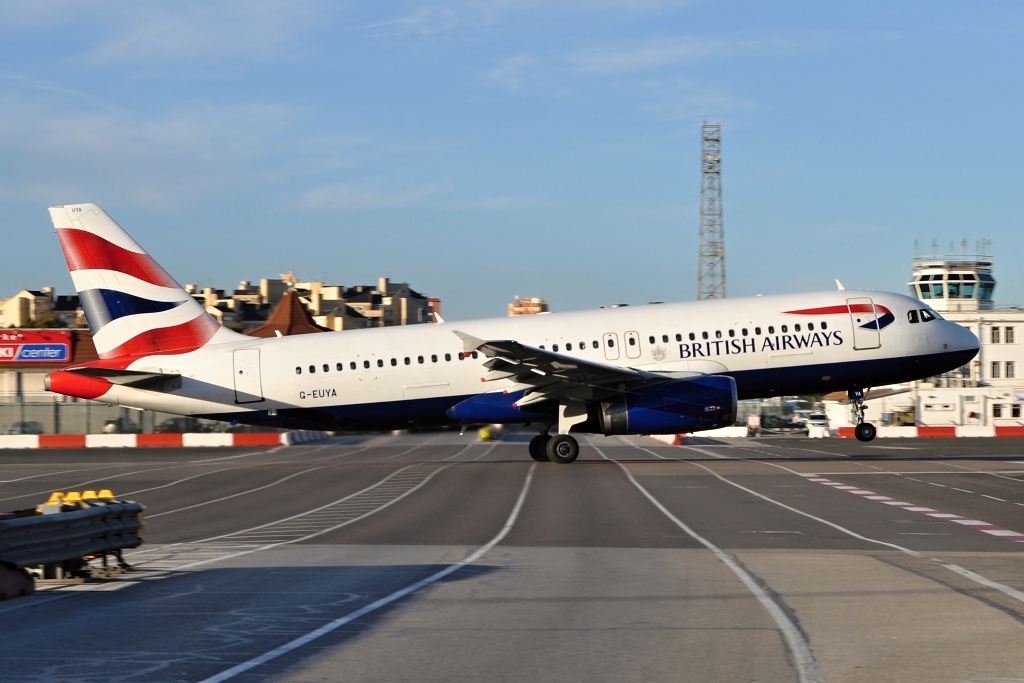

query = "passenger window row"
[[681, 321, 827, 342], [536, 321, 831, 353], [296, 350, 479, 375], [296, 318, 841, 375]]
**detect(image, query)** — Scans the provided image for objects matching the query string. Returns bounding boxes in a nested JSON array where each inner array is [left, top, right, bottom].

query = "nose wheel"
[[855, 422, 876, 442], [849, 388, 876, 442]]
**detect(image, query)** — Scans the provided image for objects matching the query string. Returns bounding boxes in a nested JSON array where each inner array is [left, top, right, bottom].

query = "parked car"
[[154, 417, 210, 433], [806, 413, 829, 429], [5, 421, 44, 435], [103, 417, 142, 434]]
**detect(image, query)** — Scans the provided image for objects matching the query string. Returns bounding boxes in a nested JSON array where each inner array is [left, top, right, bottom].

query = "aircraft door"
[[233, 349, 264, 404], [847, 297, 881, 350], [624, 331, 641, 359], [602, 332, 620, 361]]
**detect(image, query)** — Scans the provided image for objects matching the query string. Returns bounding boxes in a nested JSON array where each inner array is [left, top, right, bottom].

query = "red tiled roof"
[[245, 291, 331, 338]]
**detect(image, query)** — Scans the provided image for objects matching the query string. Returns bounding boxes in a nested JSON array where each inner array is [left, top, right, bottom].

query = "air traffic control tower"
[[907, 244, 996, 313], [838, 239, 1024, 432]]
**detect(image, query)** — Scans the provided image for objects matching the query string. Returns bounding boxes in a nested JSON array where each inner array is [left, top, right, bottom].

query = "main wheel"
[[855, 422, 876, 442], [545, 434, 579, 464], [528, 435, 551, 462]]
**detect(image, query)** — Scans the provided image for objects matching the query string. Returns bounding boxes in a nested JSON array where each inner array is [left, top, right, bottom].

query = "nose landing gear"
[[850, 388, 877, 442]]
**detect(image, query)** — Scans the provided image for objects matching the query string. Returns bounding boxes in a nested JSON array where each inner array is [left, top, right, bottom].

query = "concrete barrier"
[[85, 434, 137, 448], [182, 433, 234, 447], [649, 424, 1024, 443], [876, 426, 919, 438], [957, 425, 997, 438]]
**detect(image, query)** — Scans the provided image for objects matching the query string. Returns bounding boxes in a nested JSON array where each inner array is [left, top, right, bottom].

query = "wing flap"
[[453, 329, 675, 403]]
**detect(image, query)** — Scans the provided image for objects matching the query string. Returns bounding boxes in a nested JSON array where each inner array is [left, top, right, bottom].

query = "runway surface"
[[2, 432, 1024, 682]]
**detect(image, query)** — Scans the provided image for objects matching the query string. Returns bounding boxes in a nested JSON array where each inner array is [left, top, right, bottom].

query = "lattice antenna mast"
[[698, 120, 726, 299]]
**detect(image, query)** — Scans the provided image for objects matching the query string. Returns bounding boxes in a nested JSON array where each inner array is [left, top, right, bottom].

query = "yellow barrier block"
[[82, 490, 98, 500], [42, 492, 64, 506], [97, 489, 115, 499], [63, 491, 83, 504]]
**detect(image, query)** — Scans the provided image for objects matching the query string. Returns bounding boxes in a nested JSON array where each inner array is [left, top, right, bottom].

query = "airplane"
[[44, 203, 980, 463]]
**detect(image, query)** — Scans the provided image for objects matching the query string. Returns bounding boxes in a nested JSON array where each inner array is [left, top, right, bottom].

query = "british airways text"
[[679, 330, 844, 359]]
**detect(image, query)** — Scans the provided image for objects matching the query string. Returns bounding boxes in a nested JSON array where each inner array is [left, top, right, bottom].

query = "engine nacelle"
[[597, 375, 737, 435]]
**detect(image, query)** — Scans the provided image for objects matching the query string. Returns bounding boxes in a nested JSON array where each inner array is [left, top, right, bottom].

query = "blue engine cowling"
[[596, 375, 737, 435], [446, 390, 555, 423]]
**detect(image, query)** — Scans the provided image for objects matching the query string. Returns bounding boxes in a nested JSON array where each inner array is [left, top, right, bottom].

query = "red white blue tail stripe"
[[49, 203, 222, 360]]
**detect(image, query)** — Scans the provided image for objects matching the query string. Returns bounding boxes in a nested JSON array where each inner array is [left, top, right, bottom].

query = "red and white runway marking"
[[801, 474, 1024, 543]]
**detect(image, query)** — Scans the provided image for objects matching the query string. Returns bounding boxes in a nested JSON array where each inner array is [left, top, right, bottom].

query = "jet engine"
[[595, 375, 737, 435]]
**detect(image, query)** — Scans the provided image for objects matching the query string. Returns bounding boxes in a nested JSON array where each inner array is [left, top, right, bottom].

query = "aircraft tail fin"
[[48, 203, 241, 360]]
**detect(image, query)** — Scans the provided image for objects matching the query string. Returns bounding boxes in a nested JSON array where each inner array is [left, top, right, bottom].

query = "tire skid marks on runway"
[[206, 462, 451, 544], [146, 466, 332, 519], [131, 462, 453, 572], [441, 442, 498, 461], [802, 475, 1024, 542], [591, 442, 823, 683]]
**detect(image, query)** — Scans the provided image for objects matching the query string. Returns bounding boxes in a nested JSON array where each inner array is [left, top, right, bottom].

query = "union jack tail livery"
[[49, 203, 236, 360]]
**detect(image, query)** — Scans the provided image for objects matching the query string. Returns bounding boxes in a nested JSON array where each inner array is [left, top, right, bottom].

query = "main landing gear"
[[528, 432, 581, 464], [849, 388, 877, 443], [528, 402, 587, 464]]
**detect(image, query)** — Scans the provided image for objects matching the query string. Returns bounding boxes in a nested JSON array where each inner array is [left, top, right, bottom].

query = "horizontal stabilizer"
[[64, 366, 181, 388]]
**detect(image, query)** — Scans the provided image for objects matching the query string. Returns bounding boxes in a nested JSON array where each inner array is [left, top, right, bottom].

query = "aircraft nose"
[[947, 321, 980, 357]]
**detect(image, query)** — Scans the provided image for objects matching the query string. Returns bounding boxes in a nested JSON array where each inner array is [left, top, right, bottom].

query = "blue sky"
[[1, 1, 1022, 320]]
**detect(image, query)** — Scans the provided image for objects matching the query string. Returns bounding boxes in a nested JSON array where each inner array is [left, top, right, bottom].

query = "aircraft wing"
[[63, 367, 182, 389], [454, 330, 672, 407]]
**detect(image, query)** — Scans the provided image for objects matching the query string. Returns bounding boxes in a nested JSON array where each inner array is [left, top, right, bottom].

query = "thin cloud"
[[0, 94, 294, 208], [571, 38, 740, 74], [361, 7, 459, 37], [453, 194, 555, 210], [298, 182, 444, 211], [482, 54, 544, 92], [86, 0, 325, 64]]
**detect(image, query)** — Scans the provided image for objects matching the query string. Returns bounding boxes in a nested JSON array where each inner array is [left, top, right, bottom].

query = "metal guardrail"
[[0, 491, 144, 573]]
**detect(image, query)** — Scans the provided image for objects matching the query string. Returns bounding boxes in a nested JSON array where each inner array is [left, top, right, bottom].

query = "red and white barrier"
[[648, 425, 1024, 444], [834, 425, 1024, 438], [0, 431, 330, 449]]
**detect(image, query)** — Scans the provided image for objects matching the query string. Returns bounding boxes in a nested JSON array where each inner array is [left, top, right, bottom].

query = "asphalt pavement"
[[2, 432, 1024, 682]]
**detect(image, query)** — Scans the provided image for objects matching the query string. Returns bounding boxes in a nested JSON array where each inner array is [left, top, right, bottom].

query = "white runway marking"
[[595, 445, 823, 683], [195, 462, 538, 683], [658, 455, 1024, 609]]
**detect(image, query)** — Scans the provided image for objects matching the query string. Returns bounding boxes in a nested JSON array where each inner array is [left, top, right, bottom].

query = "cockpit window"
[[908, 310, 919, 324], [920, 309, 936, 322]]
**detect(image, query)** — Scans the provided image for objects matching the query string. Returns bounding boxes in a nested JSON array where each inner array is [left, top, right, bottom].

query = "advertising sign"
[[0, 330, 72, 363]]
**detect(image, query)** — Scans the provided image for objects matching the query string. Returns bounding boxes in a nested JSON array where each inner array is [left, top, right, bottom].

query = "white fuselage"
[[97, 288, 979, 431]]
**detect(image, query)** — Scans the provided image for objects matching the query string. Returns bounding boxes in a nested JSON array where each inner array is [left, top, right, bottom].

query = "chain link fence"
[[0, 394, 220, 435]]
